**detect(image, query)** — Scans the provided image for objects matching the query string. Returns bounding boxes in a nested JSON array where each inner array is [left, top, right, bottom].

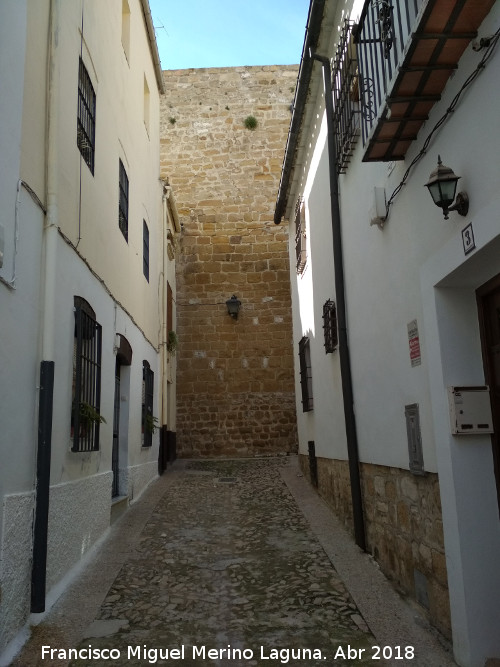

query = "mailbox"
[[447, 386, 494, 435]]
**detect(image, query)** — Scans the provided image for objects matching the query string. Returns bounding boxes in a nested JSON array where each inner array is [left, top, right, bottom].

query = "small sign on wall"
[[462, 222, 475, 255], [407, 319, 421, 367]]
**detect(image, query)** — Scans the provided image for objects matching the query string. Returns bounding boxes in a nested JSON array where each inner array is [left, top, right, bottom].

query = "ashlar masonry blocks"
[[160, 66, 299, 457]]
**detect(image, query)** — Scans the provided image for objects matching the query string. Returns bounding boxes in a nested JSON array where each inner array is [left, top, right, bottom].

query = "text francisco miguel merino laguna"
[[42, 644, 326, 663]]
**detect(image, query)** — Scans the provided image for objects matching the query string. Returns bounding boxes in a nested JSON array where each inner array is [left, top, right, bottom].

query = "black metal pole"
[[312, 51, 366, 551], [31, 360, 54, 612]]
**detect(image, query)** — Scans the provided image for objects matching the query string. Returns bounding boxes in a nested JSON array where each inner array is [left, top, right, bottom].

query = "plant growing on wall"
[[244, 115, 258, 130], [167, 330, 178, 353]]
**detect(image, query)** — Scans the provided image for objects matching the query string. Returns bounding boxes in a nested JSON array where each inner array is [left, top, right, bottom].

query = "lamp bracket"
[[448, 191, 469, 217]]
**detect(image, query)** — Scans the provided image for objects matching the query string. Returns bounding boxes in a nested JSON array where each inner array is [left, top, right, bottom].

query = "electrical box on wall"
[[448, 386, 494, 435]]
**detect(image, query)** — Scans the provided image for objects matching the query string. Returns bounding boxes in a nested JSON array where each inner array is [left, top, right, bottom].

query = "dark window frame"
[[323, 299, 339, 353], [142, 360, 154, 447], [119, 159, 129, 242], [72, 297, 103, 452], [299, 336, 313, 412], [332, 20, 360, 174], [143, 219, 149, 282], [295, 199, 307, 274], [77, 58, 96, 174]]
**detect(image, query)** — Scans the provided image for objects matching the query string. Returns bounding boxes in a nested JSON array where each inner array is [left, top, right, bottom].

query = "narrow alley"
[[11, 458, 455, 667]]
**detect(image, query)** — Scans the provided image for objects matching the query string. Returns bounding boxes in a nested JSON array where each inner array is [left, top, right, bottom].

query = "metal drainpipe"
[[311, 51, 366, 551], [31, 0, 61, 613]]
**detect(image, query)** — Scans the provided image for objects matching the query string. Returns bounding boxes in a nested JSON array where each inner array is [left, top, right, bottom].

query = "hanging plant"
[[167, 330, 178, 353]]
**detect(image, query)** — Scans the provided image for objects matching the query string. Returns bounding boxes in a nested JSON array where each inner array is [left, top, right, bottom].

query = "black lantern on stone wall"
[[225, 295, 241, 319]]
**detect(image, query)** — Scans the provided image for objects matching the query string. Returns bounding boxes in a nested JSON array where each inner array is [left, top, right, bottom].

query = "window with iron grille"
[[142, 360, 154, 447], [295, 199, 307, 274], [332, 20, 360, 174], [71, 297, 103, 452], [323, 300, 338, 353], [143, 220, 149, 282], [119, 159, 129, 241], [298, 336, 313, 412], [77, 58, 96, 174]]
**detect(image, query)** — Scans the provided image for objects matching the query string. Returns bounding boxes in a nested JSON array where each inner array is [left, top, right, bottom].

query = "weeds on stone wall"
[[244, 115, 258, 130]]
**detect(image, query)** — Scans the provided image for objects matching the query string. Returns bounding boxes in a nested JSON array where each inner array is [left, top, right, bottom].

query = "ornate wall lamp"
[[225, 295, 241, 319], [424, 156, 469, 220]]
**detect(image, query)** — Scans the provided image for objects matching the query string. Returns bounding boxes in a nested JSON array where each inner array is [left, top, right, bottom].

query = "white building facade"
[[0, 0, 176, 657], [275, 1, 500, 665]]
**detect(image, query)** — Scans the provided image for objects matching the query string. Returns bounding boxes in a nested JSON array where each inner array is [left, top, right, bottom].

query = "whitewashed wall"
[[0, 0, 164, 657], [286, 1, 500, 664]]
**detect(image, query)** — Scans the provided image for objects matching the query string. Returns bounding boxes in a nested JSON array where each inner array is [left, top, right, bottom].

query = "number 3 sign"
[[462, 222, 475, 255]]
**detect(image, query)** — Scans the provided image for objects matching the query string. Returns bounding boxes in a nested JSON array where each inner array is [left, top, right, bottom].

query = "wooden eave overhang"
[[362, 0, 495, 162]]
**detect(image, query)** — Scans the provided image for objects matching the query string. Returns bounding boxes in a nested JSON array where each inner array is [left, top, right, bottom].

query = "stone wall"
[[299, 455, 451, 638], [160, 66, 298, 457]]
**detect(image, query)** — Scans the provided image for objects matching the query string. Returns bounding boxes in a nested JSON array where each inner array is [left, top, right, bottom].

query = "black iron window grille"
[[299, 336, 313, 412], [119, 159, 129, 242], [143, 220, 149, 282], [323, 300, 338, 353], [332, 20, 361, 174], [142, 360, 154, 447], [72, 297, 103, 452], [295, 199, 307, 274], [77, 58, 96, 174]]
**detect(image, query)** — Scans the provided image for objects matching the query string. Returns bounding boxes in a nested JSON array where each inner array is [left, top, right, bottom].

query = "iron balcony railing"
[[355, 0, 425, 149]]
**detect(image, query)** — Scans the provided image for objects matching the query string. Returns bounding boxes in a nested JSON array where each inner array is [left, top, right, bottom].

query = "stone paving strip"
[[71, 458, 378, 667], [10, 457, 455, 667]]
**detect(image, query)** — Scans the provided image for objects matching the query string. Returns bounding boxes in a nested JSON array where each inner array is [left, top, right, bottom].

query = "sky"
[[148, 0, 310, 70]]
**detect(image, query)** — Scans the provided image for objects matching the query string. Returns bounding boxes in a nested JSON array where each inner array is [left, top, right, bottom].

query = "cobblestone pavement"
[[72, 458, 376, 666], [10, 457, 456, 667]]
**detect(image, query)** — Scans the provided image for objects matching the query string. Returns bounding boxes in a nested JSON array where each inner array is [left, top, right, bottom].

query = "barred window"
[[77, 58, 96, 174], [142, 360, 154, 447], [332, 20, 360, 174], [323, 300, 338, 353], [295, 199, 307, 274], [143, 220, 149, 282], [71, 297, 103, 452], [298, 336, 313, 412], [119, 160, 129, 242]]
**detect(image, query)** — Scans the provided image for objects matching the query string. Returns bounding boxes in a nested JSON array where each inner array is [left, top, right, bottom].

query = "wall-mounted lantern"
[[225, 295, 241, 319], [424, 156, 469, 220]]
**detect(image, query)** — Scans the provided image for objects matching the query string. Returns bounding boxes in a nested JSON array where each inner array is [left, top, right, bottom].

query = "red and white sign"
[[408, 319, 421, 367]]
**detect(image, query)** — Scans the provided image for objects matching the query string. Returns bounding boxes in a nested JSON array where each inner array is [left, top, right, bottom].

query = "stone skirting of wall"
[[299, 454, 451, 639], [0, 491, 35, 655], [178, 391, 297, 457]]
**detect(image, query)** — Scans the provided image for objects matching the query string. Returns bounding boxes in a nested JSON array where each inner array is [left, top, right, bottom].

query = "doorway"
[[112, 359, 121, 497], [477, 273, 500, 512]]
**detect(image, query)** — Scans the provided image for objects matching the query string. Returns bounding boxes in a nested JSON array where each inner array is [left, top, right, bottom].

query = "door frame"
[[476, 272, 500, 513]]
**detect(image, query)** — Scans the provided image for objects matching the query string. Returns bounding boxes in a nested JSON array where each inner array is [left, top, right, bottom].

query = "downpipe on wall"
[[311, 51, 366, 551], [31, 0, 61, 614]]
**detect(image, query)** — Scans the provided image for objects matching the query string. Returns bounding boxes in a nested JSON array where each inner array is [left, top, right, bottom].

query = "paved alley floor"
[[10, 457, 456, 667]]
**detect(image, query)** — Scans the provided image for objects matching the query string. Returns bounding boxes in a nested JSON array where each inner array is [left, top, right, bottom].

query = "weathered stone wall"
[[160, 66, 298, 457], [299, 455, 450, 638]]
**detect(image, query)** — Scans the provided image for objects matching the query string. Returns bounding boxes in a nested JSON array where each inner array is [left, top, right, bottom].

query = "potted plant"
[[72, 400, 106, 438], [80, 401, 106, 425], [144, 413, 159, 434]]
